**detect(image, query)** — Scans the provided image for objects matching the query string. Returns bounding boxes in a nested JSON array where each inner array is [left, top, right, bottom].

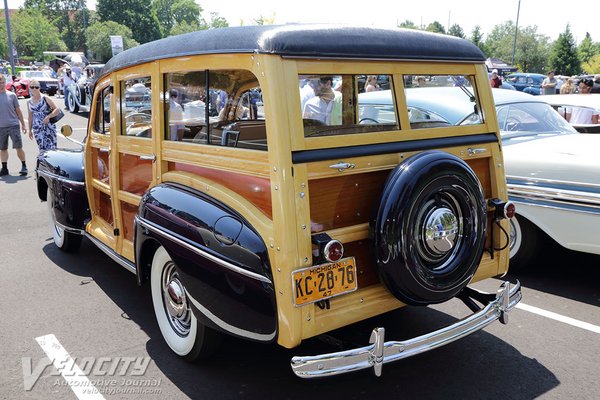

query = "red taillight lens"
[[504, 202, 516, 219], [324, 240, 344, 262]]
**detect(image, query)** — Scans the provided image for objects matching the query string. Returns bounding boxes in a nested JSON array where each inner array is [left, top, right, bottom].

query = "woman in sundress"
[[27, 79, 60, 156]]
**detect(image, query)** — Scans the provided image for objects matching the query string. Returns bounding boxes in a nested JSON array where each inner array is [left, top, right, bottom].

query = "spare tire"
[[372, 150, 487, 305]]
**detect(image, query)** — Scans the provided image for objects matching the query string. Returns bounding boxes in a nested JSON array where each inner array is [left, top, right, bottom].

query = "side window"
[[299, 74, 398, 137], [93, 86, 113, 134], [403, 74, 483, 129], [164, 69, 266, 150], [120, 77, 152, 138]]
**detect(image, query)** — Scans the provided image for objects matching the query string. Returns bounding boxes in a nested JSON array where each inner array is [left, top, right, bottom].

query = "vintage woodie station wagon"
[[36, 25, 521, 378]]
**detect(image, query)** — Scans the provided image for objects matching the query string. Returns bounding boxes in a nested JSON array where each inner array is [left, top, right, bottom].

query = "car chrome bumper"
[[291, 280, 521, 378]]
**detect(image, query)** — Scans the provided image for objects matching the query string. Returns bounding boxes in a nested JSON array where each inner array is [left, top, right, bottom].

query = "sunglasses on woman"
[[30, 86, 40, 89]]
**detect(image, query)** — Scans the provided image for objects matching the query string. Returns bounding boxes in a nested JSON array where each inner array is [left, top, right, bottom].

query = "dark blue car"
[[504, 72, 545, 95]]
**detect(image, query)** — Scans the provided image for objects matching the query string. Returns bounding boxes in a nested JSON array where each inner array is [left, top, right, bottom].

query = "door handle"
[[140, 154, 156, 162], [329, 162, 355, 172]]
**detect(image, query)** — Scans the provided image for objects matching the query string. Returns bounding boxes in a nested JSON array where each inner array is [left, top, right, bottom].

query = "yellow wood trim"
[[91, 179, 111, 194], [259, 55, 305, 348], [118, 190, 141, 205], [295, 60, 481, 75], [86, 219, 116, 248], [121, 239, 135, 262], [161, 171, 273, 235], [115, 137, 154, 155], [326, 223, 369, 243], [162, 141, 270, 178]]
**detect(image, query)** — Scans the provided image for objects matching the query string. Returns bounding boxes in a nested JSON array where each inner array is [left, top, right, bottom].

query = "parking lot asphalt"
[[0, 98, 599, 399]]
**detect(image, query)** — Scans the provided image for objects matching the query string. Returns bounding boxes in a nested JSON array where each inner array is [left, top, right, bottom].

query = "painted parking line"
[[35, 334, 105, 400], [516, 303, 600, 334]]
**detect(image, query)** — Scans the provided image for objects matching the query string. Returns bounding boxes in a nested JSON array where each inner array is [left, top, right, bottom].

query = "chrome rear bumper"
[[291, 280, 521, 378]]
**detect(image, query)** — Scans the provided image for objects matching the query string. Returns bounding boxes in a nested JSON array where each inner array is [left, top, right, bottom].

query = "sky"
[[5, 0, 600, 44]]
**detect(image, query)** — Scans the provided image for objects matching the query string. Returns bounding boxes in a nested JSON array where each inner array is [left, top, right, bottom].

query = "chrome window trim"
[[135, 216, 272, 284], [85, 233, 137, 274]]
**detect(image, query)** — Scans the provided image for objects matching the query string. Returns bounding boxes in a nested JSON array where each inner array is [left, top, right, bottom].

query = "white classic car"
[[359, 87, 600, 271]]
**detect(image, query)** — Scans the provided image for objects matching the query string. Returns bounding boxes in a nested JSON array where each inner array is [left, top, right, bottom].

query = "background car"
[[504, 72, 545, 95], [7, 70, 59, 97], [538, 93, 600, 133], [360, 86, 600, 271], [65, 63, 105, 113]]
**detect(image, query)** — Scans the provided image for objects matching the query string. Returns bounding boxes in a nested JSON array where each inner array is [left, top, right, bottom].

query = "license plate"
[[292, 257, 357, 306]]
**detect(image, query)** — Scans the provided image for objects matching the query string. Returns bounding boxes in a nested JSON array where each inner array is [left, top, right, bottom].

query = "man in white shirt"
[[302, 76, 341, 125], [566, 79, 599, 125]]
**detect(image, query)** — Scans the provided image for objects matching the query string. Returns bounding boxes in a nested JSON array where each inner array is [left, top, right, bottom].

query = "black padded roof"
[[101, 24, 485, 77]]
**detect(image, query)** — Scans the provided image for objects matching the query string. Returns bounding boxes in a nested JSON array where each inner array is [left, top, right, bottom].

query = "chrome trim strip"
[[135, 216, 272, 284], [37, 169, 85, 186], [85, 233, 137, 275], [506, 175, 600, 192], [185, 289, 276, 342], [509, 196, 600, 216], [55, 220, 85, 235], [507, 184, 600, 207], [291, 281, 521, 378]]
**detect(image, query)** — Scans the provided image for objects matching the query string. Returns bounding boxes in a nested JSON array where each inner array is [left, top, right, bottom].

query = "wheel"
[[66, 89, 79, 113], [151, 246, 221, 361], [509, 214, 542, 272], [372, 151, 487, 305], [46, 186, 82, 252]]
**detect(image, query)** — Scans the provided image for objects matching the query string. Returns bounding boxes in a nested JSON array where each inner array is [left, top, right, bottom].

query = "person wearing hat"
[[565, 78, 599, 124], [490, 70, 502, 88]]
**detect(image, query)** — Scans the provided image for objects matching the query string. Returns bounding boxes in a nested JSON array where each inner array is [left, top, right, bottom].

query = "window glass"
[[299, 74, 398, 137], [93, 86, 113, 134], [403, 74, 483, 129], [164, 70, 266, 150], [496, 102, 576, 134], [120, 77, 152, 138]]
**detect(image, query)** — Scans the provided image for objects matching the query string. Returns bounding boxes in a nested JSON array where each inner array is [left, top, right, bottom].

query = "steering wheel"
[[359, 117, 379, 124], [505, 117, 522, 132], [125, 112, 152, 125]]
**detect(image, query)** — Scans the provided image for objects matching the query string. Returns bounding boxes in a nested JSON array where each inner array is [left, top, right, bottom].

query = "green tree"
[[97, 0, 161, 44], [578, 32, 600, 65], [548, 25, 580, 76], [582, 53, 600, 74], [425, 21, 445, 34], [153, 0, 201, 37], [23, 0, 89, 52], [199, 12, 228, 29], [0, 17, 7, 59], [170, 20, 201, 36], [485, 21, 549, 72], [398, 20, 418, 29], [448, 24, 465, 39], [85, 20, 138, 62], [252, 14, 276, 25], [470, 25, 487, 56], [12, 8, 66, 60]]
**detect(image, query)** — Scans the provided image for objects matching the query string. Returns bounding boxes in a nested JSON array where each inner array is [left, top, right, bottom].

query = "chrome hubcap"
[[423, 207, 459, 255], [162, 263, 191, 336], [415, 193, 464, 269]]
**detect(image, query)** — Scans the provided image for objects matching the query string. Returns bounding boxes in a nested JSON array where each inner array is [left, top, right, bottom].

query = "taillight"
[[488, 198, 516, 220], [504, 201, 516, 219], [323, 240, 344, 262]]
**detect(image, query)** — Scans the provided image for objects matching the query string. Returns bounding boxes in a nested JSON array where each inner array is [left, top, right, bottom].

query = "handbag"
[[44, 97, 65, 124]]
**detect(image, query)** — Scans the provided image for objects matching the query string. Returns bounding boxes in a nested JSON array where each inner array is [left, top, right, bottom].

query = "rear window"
[[299, 74, 398, 137]]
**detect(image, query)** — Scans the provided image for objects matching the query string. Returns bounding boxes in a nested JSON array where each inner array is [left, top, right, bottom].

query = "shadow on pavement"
[[507, 241, 600, 308], [43, 239, 559, 400]]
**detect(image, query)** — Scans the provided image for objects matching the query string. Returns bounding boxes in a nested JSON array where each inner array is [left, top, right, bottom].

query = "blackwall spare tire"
[[372, 150, 487, 305]]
